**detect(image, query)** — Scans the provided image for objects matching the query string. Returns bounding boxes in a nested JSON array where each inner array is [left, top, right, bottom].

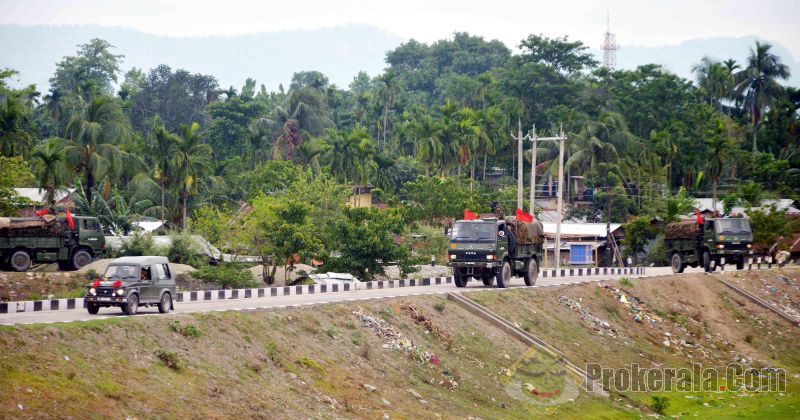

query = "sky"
[[2, 0, 799, 58]]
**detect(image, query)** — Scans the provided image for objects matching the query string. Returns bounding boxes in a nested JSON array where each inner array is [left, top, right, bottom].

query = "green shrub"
[[168, 234, 203, 266], [650, 395, 670, 414], [192, 264, 257, 289], [120, 233, 165, 257], [619, 277, 634, 287], [266, 341, 279, 362], [170, 321, 200, 338], [433, 301, 446, 313], [295, 356, 324, 372], [155, 350, 183, 372]]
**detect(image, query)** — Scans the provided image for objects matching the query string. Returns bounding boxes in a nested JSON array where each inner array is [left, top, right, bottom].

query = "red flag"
[[35, 209, 48, 217], [516, 208, 533, 223], [695, 209, 704, 225], [66, 207, 75, 230], [464, 209, 477, 220]]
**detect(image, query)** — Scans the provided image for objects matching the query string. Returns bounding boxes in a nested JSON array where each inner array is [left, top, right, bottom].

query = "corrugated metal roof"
[[541, 222, 622, 237], [694, 198, 799, 215]]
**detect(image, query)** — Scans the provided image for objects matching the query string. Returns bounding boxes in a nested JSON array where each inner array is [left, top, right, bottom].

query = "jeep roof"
[[107, 256, 170, 266]]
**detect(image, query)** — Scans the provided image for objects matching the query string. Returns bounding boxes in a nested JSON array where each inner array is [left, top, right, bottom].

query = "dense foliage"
[[1, 33, 798, 274]]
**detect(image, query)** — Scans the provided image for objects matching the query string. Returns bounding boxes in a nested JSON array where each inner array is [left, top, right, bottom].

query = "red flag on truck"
[[66, 207, 75, 230], [695, 209, 704, 225], [516, 208, 533, 223], [464, 209, 477, 220], [35, 209, 48, 217]]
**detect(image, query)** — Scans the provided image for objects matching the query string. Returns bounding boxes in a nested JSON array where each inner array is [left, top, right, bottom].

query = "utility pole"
[[510, 120, 528, 211], [535, 124, 567, 269], [529, 124, 537, 215]]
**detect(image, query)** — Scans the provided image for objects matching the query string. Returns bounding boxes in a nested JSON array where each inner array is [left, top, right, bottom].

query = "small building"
[[13, 188, 76, 216], [132, 220, 177, 235], [347, 185, 374, 208], [540, 222, 623, 268]]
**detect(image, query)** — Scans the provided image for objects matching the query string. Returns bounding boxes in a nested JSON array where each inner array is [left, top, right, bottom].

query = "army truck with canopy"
[[0, 214, 106, 271], [447, 216, 544, 288], [666, 217, 753, 273]]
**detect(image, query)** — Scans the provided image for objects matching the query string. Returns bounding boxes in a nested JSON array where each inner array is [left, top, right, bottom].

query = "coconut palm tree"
[[475, 106, 506, 180], [31, 139, 67, 207], [0, 96, 33, 158], [377, 71, 400, 146], [414, 116, 443, 176], [174, 122, 214, 229], [705, 118, 735, 213], [63, 96, 133, 202], [736, 41, 791, 154]]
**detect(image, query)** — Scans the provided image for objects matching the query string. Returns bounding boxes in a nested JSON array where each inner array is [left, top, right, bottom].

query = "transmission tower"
[[601, 9, 619, 69]]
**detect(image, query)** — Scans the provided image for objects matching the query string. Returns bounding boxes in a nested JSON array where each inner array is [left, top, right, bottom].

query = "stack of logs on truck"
[[665, 217, 753, 273], [0, 214, 106, 271]]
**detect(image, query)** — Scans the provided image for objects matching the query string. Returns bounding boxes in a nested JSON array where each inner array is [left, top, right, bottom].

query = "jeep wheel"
[[481, 274, 494, 286], [523, 258, 538, 286], [158, 293, 172, 313], [123, 294, 139, 315], [703, 251, 712, 272], [71, 249, 92, 270], [87, 303, 100, 314], [671, 253, 685, 274], [454, 270, 466, 288], [495, 261, 511, 288], [10, 250, 31, 272]]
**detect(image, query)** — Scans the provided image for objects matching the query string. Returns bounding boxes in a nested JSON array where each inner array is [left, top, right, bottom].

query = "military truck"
[[666, 217, 753, 273], [447, 216, 543, 288], [0, 215, 106, 271]]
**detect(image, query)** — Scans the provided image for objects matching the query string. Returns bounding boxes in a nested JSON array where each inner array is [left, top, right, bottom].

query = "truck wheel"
[[671, 253, 685, 274], [10, 250, 31, 272], [703, 251, 712, 272], [523, 258, 538, 286], [481, 274, 494, 286], [123, 294, 139, 315], [495, 261, 511, 288], [158, 293, 172, 313], [736, 259, 745, 270], [71, 249, 92, 270], [87, 303, 100, 314], [454, 271, 466, 288]]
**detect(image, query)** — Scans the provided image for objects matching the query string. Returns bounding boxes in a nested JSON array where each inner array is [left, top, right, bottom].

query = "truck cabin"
[[449, 219, 503, 243], [705, 218, 752, 237]]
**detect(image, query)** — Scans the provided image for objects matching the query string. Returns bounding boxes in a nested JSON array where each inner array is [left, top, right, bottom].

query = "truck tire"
[[158, 292, 172, 313], [703, 251, 712, 272], [523, 258, 538, 286], [71, 249, 92, 270], [481, 273, 494, 286], [671, 253, 685, 274], [87, 303, 100, 314], [10, 250, 31, 272], [454, 270, 466, 288], [736, 259, 745, 270], [495, 261, 511, 288], [123, 294, 139, 315]]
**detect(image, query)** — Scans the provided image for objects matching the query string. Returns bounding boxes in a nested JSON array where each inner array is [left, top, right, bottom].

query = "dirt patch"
[[723, 269, 800, 320]]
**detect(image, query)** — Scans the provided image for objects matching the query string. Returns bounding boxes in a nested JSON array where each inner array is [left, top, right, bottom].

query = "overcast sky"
[[3, 0, 799, 58]]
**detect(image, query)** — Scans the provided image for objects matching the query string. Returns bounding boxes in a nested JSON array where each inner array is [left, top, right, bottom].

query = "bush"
[[170, 321, 200, 338], [650, 395, 670, 415], [192, 264, 257, 289], [155, 350, 183, 372], [168, 234, 203, 266], [119, 233, 164, 257]]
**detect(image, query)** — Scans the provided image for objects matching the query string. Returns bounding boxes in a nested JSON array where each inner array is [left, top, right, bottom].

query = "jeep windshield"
[[450, 222, 496, 243], [715, 219, 752, 235], [103, 265, 140, 281]]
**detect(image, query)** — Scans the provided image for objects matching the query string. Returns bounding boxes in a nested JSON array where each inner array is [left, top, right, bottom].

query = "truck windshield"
[[450, 222, 496, 243], [104, 265, 140, 281], [715, 219, 751, 235]]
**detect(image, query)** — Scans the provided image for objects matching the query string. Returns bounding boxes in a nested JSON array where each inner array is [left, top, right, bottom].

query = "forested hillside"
[[1, 32, 798, 276]]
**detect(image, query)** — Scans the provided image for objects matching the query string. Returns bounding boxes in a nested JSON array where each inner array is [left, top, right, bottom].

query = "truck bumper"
[[449, 262, 497, 276], [85, 296, 127, 306]]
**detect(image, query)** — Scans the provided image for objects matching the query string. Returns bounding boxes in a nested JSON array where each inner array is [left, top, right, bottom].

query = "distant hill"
[[593, 35, 799, 86], [0, 24, 405, 92], [1, 25, 797, 93]]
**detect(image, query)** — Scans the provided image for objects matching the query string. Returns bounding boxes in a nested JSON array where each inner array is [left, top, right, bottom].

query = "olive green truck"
[[0, 215, 106, 271], [666, 217, 753, 273], [447, 216, 544, 288]]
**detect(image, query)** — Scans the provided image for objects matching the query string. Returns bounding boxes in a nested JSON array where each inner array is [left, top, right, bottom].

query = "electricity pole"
[[529, 125, 537, 215], [510, 120, 528, 211], [535, 124, 567, 269]]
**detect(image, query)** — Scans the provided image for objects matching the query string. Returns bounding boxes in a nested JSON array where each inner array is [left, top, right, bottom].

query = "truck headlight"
[[449, 254, 456, 260], [89, 288, 96, 296], [716, 244, 725, 249], [116, 288, 125, 296], [487, 255, 495, 260]]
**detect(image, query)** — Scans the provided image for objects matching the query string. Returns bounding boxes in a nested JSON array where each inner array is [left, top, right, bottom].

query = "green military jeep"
[[85, 256, 175, 315]]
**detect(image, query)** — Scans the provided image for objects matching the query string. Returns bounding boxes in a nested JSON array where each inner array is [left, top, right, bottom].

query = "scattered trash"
[[363, 383, 377, 392], [381, 398, 391, 406], [401, 303, 450, 342], [604, 285, 662, 326], [17, 404, 23, 411], [63, 355, 70, 362], [558, 295, 617, 337]]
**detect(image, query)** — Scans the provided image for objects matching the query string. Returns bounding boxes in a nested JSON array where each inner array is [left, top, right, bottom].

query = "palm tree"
[[475, 106, 505, 180], [377, 71, 400, 146], [64, 96, 132, 202], [736, 41, 791, 154], [174, 122, 213, 230], [721, 59, 740, 114], [134, 123, 179, 220], [373, 153, 399, 194], [0, 96, 33, 158], [414, 116, 443, 176], [693, 57, 728, 110], [705, 118, 734, 214], [31, 139, 67, 207]]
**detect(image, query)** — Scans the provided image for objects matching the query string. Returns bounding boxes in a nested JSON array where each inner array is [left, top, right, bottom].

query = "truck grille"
[[453, 251, 488, 261], [96, 287, 115, 297]]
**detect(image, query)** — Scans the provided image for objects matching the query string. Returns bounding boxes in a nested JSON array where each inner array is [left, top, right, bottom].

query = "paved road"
[[0, 266, 700, 326]]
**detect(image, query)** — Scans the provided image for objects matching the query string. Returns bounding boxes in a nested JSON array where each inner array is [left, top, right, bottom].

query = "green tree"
[[174, 122, 215, 230], [622, 216, 654, 264], [0, 156, 35, 216], [0, 96, 34, 158], [705, 117, 735, 213], [31, 139, 67, 207], [736, 41, 791, 154], [50, 39, 124, 100]]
